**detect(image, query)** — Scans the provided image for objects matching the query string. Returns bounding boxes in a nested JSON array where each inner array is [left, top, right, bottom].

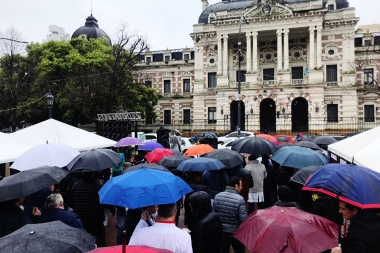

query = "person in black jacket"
[[68, 172, 105, 247], [188, 191, 223, 253], [262, 155, 277, 208], [274, 185, 299, 208], [0, 197, 40, 238], [331, 201, 380, 253]]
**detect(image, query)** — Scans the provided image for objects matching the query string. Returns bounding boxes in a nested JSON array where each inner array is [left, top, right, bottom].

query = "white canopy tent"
[[0, 132, 37, 164], [11, 119, 116, 152], [328, 126, 380, 172]]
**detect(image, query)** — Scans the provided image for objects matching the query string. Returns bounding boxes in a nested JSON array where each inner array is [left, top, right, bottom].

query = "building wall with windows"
[[133, 0, 380, 134]]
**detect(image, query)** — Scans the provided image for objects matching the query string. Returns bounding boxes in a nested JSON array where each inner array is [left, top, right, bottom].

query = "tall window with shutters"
[[164, 80, 171, 94], [326, 65, 338, 83], [364, 105, 375, 122], [183, 79, 191, 93], [183, 109, 191, 124], [208, 72, 217, 88], [208, 107, 217, 124], [364, 69, 374, 85], [327, 104, 338, 123], [164, 110, 171, 125]]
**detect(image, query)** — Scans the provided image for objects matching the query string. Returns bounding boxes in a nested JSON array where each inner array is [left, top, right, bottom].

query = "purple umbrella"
[[138, 142, 164, 151], [115, 137, 143, 147]]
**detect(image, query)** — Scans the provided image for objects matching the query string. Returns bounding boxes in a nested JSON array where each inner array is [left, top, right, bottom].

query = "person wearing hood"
[[274, 185, 299, 208], [188, 191, 223, 253]]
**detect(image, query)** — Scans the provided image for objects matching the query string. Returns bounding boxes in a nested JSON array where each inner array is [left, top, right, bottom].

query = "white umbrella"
[[10, 143, 80, 171]]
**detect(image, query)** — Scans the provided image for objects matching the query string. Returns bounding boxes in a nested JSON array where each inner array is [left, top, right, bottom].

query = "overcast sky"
[[0, 0, 379, 51]]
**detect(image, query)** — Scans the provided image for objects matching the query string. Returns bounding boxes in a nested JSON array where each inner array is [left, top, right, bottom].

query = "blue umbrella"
[[303, 164, 380, 209], [177, 157, 225, 172], [271, 146, 328, 169], [98, 168, 192, 208], [138, 142, 164, 151]]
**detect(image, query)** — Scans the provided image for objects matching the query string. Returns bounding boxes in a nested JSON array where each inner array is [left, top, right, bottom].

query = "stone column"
[[223, 35, 229, 77], [246, 33, 251, 73], [277, 29, 283, 72], [316, 25, 322, 69], [252, 31, 258, 73], [283, 29, 289, 72], [217, 35, 222, 75], [309, 26, 315, 70]]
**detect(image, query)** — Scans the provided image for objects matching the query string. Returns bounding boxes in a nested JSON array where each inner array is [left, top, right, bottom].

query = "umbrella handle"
[[122, 230, 126, 253]]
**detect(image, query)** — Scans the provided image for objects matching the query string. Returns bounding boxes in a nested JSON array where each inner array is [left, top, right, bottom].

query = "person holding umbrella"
[[68, 172, 106, 247], [0, 197, 41, 238], [331, 201, 380, 253]]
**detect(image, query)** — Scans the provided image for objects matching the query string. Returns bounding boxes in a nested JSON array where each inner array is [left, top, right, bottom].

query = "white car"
[[218, 140, 235, 150], [217, 131, 255, 144], [181, 137, 195, 153], [144, 133, 157, 143]]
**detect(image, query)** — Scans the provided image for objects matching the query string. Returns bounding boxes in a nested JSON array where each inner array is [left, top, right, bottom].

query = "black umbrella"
[[67, 149, 121, 172], [312, 136, 337, 145], [158, 154, 191, 168], [276, 143, 296, 150], [290, 166, 321, 185], [204, 149, 244, 169], [295, 141, 321, 150], [0, 166, 68, 202], [0, 221, 96, 253], [232, 137, 277, 155], [123, 163, 169, 174]]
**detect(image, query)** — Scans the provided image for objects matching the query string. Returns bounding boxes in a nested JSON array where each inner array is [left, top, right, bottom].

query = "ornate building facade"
[[133, 0, 380, 134]]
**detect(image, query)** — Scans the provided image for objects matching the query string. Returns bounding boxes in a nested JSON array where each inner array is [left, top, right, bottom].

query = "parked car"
[[217, 131, 255, 144], [190, 132, 218, 143], [273, 135, 297, 145], [293, 133, 316, 141], [144, 133, 157, 143], [181, 137, 196, 153], [218, 140, 235, 150]]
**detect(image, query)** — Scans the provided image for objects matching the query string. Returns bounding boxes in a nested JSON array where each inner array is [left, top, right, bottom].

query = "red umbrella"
[[233, 206, 339, 253], [145, 148, 174, 164], [88, 245, 173, 253]]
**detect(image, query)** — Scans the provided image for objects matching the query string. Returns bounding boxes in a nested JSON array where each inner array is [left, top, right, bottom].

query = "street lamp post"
[[46, 91, 54, 119], [237, 16, 246, 136]]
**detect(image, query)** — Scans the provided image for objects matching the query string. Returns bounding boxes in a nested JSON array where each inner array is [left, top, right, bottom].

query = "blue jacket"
[[202, 170, 229, 199], [41, 208, 84, 230]]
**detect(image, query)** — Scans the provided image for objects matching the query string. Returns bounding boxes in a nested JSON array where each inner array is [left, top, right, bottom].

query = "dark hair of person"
[[157, 203, 176, 218], [343, 201, 357, 211], [248, 154, 259, 161], [228, 176, 241, 187], [277, 185, 293, 202], [261, 155, 270, 167]]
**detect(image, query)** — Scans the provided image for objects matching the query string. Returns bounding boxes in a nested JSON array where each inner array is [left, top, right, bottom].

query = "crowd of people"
[[1, 148, 380, 253]]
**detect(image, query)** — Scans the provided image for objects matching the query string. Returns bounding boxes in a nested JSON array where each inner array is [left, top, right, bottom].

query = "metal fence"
[[136, 116, 380, 137]]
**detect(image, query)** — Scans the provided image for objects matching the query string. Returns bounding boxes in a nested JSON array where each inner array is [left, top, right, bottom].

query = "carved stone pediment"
[[260, 47, 277, 63], [290, 46, 306, 62], [322, 42, 341, 60], [244, 3, 293, 18]]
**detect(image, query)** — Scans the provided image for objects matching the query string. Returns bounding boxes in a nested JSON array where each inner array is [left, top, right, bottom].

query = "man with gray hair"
[[39, 193, 84, 230]]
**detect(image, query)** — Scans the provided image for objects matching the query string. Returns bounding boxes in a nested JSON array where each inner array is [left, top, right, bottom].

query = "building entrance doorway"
[[291, 97, 309, 132], [230, 100, 245, 132], [260, 98, 276, 133]]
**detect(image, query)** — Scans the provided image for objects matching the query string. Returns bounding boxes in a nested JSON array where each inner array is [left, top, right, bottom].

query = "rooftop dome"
[[198, 0, 349, 24], [71, 14, 112, 46]]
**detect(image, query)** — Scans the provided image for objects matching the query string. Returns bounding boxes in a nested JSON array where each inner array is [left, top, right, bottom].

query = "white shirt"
[[129, 222, 193, 253]]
